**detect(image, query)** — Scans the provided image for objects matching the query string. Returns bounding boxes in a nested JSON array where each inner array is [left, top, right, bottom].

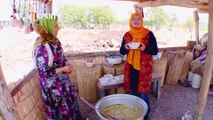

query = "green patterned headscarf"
[[33, 15, 58, 58], [34, 15, 58, 44]]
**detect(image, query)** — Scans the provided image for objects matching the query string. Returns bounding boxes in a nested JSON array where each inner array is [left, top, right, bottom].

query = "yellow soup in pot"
[[102, 104, 143, 120]]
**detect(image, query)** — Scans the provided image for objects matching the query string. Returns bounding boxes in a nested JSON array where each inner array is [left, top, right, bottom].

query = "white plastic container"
[[188, 71, 194, 82], [192, 73, 202, 88]]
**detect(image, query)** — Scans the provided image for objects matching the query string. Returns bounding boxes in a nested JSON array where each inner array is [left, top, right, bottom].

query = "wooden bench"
[[97, 72, 162, 99]]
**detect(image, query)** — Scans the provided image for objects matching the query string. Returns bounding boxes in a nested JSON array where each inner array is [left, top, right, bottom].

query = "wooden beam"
[[175, 1, 207, 9], [10, 69, 37, 96], [193, 11, 199, 43], [113, 0, 140, 2], [137, 0, 208, 10], [0, 63, 16, 120], [134, 4, 144, 17], [137, 0, 168, 8], [194, 0, 213, 120], [194, 0, 208, 2], [196, 8, 209, 13]]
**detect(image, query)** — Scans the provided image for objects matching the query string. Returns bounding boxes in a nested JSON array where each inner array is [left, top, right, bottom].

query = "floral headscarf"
[[33, 15, 58, 58], [34, 15, 58, 45]]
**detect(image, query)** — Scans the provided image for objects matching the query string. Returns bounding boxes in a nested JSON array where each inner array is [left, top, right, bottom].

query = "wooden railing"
[[65, 46, 191, 58], [9, 69, 46, 120], [8, 46, 191, 120], [10, 45, 191, 91], [10, 69, 37, 96]]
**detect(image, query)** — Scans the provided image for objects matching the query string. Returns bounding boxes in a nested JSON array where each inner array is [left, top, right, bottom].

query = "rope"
[[13, 83, 39, 104]]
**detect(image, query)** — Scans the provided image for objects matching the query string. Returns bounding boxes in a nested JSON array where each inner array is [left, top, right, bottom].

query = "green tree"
[[145, 8, 167, 30], [167, 13, 177, 30], [183, 16, 194, 32], [183, 16, 194, 39], [58, 5, 115, 29], [144, 19, 155, 29], [90, 6, 116, 28], [58, 5, 89, 27]]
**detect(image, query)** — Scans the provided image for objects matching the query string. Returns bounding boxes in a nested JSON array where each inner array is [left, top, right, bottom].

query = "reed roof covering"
[[118, 0, 209, 12]]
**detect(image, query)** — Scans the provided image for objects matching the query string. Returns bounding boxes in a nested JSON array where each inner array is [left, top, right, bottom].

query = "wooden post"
[[0, 62, 16, 120], [194, 0, 213, 120], [134, 4, 144, 18], [193, 11, 199, 44], [187, 40, 196, 50]]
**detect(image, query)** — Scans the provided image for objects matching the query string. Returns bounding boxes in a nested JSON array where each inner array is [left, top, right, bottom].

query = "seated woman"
[[190, 33, 208, 76], [181, 33, 208, 87]]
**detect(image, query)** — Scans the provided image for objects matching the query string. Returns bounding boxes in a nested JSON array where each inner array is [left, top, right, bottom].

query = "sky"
[[0, 0, 208, 23], [0, 0, 13, 20]]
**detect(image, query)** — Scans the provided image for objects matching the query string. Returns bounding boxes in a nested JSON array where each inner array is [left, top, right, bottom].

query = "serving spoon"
[[80, 97, 123, 120], [103, 51, 111, 58]]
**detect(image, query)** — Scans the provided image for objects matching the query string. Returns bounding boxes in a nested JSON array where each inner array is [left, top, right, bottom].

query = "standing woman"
[[120, 13, 158, 120], [33, 15, 83, 120]]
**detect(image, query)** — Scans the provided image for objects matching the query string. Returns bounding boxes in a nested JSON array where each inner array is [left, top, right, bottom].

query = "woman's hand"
[[65, 61, 71, 66], [63, 64, 73, 75], [64, 61, 73, 75], [139, 43, 146, 51], [55, 64, 73, 75]]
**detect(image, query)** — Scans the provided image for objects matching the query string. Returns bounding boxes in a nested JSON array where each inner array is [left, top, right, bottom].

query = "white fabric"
[[34, 43, 54, 68], [44, 43, 54, 67]]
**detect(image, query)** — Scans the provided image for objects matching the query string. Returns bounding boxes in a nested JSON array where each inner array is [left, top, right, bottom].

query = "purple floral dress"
[[34, 41, 81, 120]]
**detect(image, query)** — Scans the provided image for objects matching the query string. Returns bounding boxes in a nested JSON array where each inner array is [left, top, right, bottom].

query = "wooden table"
[[97, 72, 162, 99]]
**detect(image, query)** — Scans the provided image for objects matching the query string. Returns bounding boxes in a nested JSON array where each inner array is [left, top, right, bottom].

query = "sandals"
[[180, 79, 190, 87]]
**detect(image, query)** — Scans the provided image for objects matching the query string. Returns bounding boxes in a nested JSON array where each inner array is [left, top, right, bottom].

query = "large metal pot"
[[95, 94, 148, 120]]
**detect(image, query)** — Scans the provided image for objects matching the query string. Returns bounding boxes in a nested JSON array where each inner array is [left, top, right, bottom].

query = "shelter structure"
[[0, 0, 212, 120], [129, 0, 212, 120]]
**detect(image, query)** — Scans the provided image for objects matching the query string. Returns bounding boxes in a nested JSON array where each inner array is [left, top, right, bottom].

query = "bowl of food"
[[128, 42, 140, 49], [110, 78, 119, 84], [95, 94, 148, 120], [107, 55, 123, 65]]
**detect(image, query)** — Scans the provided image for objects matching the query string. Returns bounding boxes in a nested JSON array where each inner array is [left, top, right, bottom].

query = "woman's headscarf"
[[34, 15, 58, 47], [127, 13, 150, 70], [33, 15, 58, 58]]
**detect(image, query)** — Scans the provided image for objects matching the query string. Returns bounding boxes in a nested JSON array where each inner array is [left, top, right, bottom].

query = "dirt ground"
[[0, 25, 211, 120], [78, 84, 213, 120], [0, 25, 195, 85]]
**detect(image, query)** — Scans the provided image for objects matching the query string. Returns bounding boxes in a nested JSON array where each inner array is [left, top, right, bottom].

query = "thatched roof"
[[120, 0, 209, 13]]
